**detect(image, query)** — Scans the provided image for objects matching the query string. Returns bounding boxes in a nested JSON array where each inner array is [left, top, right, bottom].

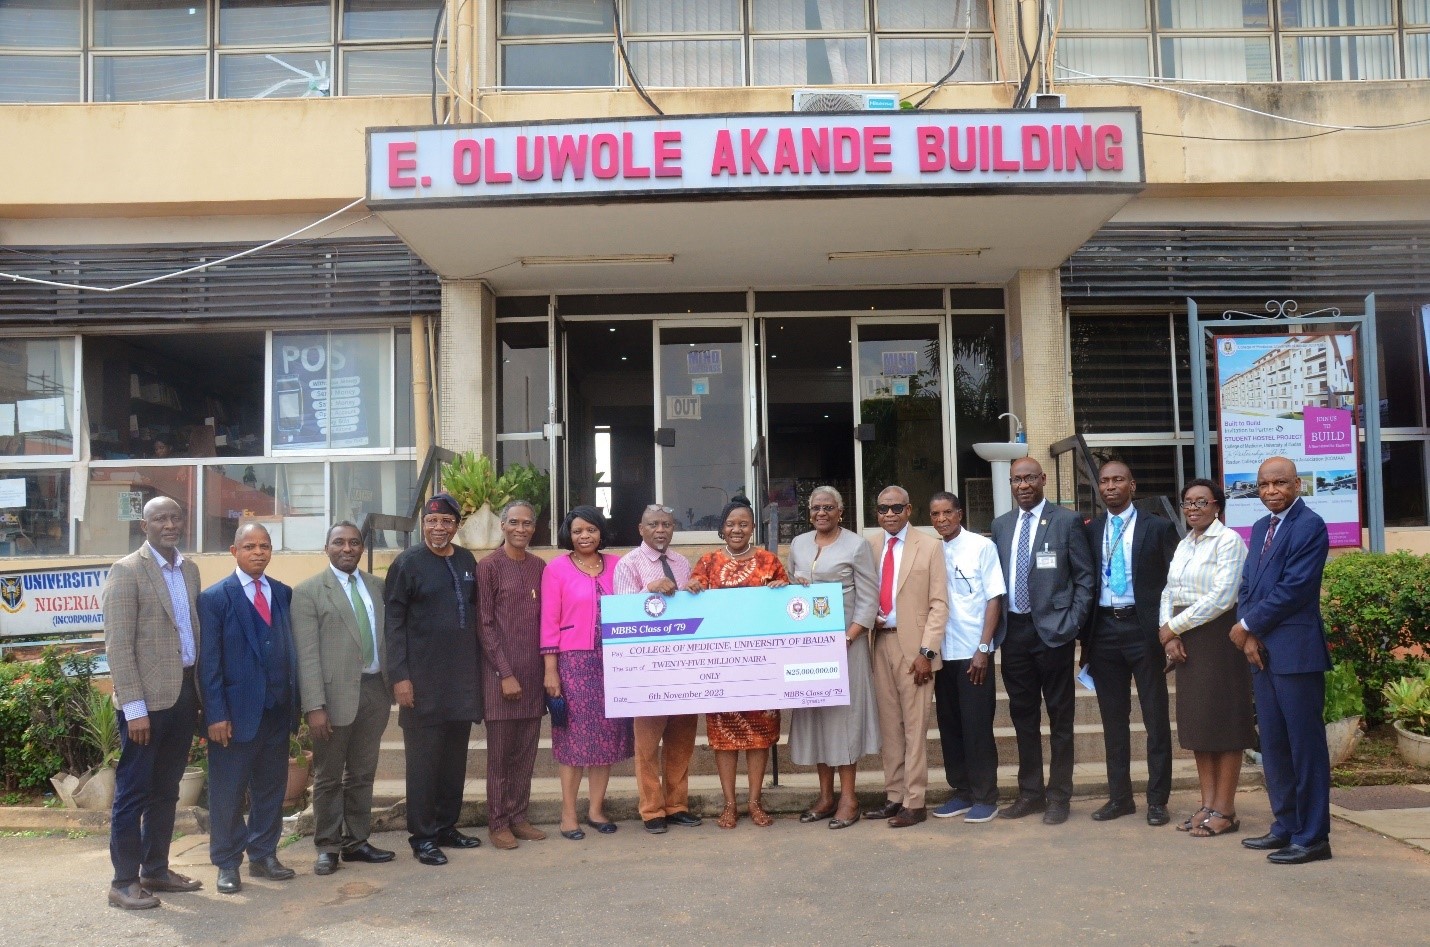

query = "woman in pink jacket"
[[541, 505, 633, 839]]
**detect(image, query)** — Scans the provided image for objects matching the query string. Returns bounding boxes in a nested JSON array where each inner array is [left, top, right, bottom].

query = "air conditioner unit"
[[793, 89, 900, 112]]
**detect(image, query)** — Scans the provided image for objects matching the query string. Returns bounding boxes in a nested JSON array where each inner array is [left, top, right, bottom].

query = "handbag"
[[545, 694, 570, 728]]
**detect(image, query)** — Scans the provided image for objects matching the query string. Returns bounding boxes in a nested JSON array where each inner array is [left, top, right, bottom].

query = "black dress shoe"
[[644, 817, 668, 834], [341, 841, 396, 863], [216, 867, 242, 895], [999, 796, 1047, 820], [413, 842, 448, 865], [1042, 802, 1071, 825], [1267, 840, 1332, 864], [888, 806, 927, 828], [108, 882, 160, 910], [248, 855, 296, 880], [138, 870, 203, 892], [1090, 799, 1136, 822], [666, 811, 703, 827], [436, 828, 482, 849], [864, 800, 902, 820], [1146, 804, 1171, 826], [1242, 832, 1291, 851], [314, 853, 340, 876]]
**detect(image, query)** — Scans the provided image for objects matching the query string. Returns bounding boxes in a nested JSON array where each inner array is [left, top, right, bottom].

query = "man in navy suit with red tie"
[[199, 522, 299, 894], [1233, 457, 1333, 864]]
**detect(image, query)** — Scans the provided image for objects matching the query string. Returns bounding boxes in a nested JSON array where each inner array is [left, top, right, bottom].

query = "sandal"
[[749, 800, 774, 828], [717, 802, 739, 830], [1177, 806, 1211, 832], [1189, 809, 1240, 837]]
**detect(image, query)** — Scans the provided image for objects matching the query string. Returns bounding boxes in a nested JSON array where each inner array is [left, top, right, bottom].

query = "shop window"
[[82, 464, 197, 556], [202, 462, 327, 552], [271, 329, 394, 452], [497, 321, 550, 437], [0, 338, 77, 459], [0, 469, 69, 557], [1071, 313, 1178, 434], [93, 0, 208, 48], [85, 332, 264, 460], [219, 0, 333, 46], [342, 0, 440, 40], [331, 458, 417, 547]]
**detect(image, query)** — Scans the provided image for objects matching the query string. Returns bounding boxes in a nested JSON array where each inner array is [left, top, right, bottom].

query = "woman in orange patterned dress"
[[687, 499, 789, 829]]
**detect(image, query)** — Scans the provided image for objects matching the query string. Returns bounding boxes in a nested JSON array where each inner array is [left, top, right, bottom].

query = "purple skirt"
[[551, 648, 633, 767]]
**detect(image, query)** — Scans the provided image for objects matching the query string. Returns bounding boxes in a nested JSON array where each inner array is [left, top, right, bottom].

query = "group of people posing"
[[100, 451, 1334, 911]]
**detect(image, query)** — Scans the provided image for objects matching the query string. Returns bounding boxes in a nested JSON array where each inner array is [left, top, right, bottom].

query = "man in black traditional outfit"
[[384, 493, 484, 866]]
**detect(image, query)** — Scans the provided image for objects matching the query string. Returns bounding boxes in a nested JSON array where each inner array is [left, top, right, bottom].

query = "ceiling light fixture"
[[518, 253, 675, 267], [826, 247, 985, 262]]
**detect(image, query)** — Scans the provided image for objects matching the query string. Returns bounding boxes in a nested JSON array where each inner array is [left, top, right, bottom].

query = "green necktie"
[[348, 573, 375, 668]]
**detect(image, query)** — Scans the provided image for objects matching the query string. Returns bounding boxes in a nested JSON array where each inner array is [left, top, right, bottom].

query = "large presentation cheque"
[[599, 583, 849, 718]]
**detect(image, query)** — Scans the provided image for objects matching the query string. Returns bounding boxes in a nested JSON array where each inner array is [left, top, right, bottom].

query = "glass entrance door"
[[655, 322, 751, 538], [854, 320, 949, 528]]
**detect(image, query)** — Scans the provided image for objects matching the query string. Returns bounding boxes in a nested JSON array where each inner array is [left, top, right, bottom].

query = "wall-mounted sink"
[[973, 442, 1030, 463]]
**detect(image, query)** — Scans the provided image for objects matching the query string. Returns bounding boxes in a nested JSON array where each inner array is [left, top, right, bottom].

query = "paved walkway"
[[1330, 783, 1430, 854], [1, 786, 1425, 945]]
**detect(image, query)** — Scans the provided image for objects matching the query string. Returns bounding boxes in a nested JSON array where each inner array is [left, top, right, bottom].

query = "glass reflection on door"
[[856, 322, 946, 527], [657, 324, 748, 534]]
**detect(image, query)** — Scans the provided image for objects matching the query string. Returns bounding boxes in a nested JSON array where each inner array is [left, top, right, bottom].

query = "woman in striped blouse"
[[1158, 478, 1253, 838]]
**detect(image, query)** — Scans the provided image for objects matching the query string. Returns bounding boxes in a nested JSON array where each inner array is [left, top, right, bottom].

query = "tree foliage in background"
[[1321, 552, 1430, 725], [0, 650, 100, 792]]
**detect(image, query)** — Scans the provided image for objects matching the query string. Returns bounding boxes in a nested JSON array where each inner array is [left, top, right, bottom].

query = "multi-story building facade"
[[2, 0, 1428, 586]]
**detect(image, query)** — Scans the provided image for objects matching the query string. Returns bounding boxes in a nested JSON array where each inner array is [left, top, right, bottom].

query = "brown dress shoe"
[[511, 822, 547, 841], [888, 806, 928, 828], [139, 870, 202, 892], [489, 826, 519, 850], [108, 882, 160, 910]]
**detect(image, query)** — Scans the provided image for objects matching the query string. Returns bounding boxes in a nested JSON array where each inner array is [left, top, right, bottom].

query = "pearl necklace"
[[724, 544, 755, 559]]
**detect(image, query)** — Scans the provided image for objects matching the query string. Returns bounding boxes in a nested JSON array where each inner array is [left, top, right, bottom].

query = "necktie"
[[879, 536, 897, 617], [1262, 515, 1280, 557], [349, 574, 375, 668], [253, 579, 271, 625], [659, 554, 676, 582], [1109, 514, 1129, 597], [1014, 511, 1033, 613]]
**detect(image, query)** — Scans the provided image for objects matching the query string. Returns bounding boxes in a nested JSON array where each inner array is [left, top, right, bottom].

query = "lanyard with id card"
[[1035, 542, 1057, 570]]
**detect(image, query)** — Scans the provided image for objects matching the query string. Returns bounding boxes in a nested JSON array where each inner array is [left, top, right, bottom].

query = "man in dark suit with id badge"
[[991, 457, 1096, 825]]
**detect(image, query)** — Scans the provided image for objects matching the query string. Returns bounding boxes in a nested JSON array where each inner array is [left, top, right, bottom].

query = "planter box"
[[177, 766, 206, 808], [1392, 720, 1430, 768], [1325, 715, 1363, 767]]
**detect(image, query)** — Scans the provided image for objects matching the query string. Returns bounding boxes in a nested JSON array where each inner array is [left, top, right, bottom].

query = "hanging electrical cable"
[[1011, 0, 1047, 109], [430, 1, 448, 125], [907, 0, 976, 109], [612, 0, 664, 116]]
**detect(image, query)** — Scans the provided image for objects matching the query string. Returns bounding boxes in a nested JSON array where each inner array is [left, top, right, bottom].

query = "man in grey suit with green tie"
[[292, 521, 395, 876]]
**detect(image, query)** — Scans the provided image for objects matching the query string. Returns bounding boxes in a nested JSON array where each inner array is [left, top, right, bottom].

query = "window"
[[0, 469, 70, 556], [1071, 313, 1179, 434], [0, 338, 77, 459], [201, 462, 326, 552], [270, 329, 395, 452]]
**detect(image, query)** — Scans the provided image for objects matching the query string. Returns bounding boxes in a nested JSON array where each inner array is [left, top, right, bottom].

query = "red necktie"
[[253, 579, 272, 625], [879, 536, 897, 617], [1261, 516, 1280, 557]]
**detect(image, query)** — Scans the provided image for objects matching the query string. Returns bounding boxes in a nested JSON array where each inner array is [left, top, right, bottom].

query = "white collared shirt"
[[941, 529, 1006, 659], [1098, 507, 1137, 608], [331, 564, 379, 675], [1007, 498, 1047, 614], [876, 523, 909, 627], [235, 567, 271, 610]]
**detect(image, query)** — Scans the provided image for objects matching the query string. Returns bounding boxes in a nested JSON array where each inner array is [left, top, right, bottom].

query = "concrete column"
[[1004, 267, 1074, 494], [438, 279, 496, 457]]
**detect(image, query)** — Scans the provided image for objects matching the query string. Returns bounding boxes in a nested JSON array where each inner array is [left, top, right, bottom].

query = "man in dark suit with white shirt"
[[991, 457, 1095, 825], [1082, 461, 1178, 827]]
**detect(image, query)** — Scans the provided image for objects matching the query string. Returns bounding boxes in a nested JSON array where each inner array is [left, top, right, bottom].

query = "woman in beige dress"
[[786, 486, 880, 829]]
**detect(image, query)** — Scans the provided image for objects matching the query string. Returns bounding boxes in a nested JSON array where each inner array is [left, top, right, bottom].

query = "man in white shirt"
[[928, 492, 1005, 825]]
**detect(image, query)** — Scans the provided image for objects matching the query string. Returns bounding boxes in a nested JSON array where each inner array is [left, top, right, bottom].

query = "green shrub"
[[1323, 660, 1366, 723], [0, 649, 100, 792], [1383, 664, 1430, 736], [1321, 552, 1430, 725]]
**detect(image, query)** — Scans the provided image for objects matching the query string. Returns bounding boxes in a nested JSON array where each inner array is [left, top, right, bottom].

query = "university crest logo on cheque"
[[812, 596, 830, 619], [787, 597, 809, 621], [643, 595, 667, 618], [0, 576, 23, 614]]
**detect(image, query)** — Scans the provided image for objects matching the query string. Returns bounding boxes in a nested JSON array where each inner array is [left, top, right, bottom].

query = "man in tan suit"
[[292, 522, 395, 876], [864, 485, 949, 827], [103, 495, 204, 909]]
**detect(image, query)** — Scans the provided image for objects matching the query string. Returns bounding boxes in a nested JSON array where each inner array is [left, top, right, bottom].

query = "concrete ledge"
[[0, 805, 208, 835]]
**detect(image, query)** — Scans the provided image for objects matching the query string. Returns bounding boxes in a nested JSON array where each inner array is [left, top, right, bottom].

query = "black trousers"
[[207, 704, 291, 870], [110, 672, 198, 885], [403, 719, 473, 848], [933, 658, 999, 805], [1000, 612, 1076, 804], [1089, 609, 1173, 806]]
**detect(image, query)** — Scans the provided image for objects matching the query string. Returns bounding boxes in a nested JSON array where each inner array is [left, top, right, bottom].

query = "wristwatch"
[[977, 642, 995, 654], [918, 647, 938, 661]]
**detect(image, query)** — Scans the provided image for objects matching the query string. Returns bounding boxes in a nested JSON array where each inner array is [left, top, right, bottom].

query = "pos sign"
[[272, 333, 372, 450]]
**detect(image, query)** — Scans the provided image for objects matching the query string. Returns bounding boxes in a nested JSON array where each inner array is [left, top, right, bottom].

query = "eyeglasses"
[[809, 504, 838, 513], [423, 516, 457, 527], [644, 504, 675, 514], [1257, 479, 1298, 491], [1180, 499, 1213, 510], [876, 503, 908, 515], [1009, 475, 1043, 486]]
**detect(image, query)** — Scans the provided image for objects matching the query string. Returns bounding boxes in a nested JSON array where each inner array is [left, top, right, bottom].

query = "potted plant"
[[284, 723, 313, 809], [1323, 660, 1365, 766], [177, 736, 207, 808], [1382, 664, 1430, 768], [442, 451, 500, 549], [69, 686, 120, 810]]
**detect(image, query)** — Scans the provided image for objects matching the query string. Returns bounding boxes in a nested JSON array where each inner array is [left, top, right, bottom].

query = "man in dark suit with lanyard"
[[1235, 456, 1333, 864], [991, 457, 1096, 825], [199, 522, 299, 895], [1082, 460, 1178, 826]]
